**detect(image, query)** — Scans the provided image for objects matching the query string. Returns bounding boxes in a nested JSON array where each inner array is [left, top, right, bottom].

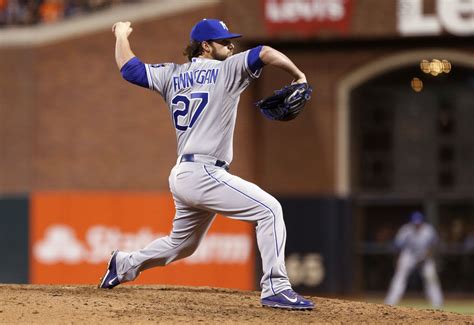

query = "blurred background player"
[[385, 211, 444, 308]]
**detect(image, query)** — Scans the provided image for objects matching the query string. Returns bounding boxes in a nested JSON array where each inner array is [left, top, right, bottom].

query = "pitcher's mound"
[[0, 285, 472, 324]]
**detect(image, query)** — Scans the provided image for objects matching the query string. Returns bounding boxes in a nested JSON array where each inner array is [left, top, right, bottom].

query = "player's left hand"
[[255, 82, 313, 121]]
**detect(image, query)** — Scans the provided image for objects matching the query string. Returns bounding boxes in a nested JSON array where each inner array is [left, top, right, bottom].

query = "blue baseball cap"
[[410, 211, 424, 224], [190, 19, 241, 42]]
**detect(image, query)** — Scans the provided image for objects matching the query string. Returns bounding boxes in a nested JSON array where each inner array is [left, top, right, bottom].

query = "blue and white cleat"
[[261, 289, 314, 310], [98, 250, 121, 289]]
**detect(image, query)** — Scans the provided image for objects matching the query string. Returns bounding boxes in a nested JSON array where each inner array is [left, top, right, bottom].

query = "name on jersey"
[[173, 69, 219, 91]]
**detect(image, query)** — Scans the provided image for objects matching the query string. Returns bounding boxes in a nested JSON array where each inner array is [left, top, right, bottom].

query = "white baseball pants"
[[385, 251, 443, 308], [115, 157, 291, 298]]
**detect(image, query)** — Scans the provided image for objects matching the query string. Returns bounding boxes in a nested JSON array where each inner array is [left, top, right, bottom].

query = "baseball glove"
[[255, 82, 312, 121]]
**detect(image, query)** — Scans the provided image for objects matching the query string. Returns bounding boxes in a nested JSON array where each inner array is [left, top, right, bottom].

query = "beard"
[[213, 51, 232, 61], [210, 44, 233, 61]]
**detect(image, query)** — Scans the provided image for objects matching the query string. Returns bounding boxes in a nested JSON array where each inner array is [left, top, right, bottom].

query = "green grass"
[[361, 297, 474, 315]]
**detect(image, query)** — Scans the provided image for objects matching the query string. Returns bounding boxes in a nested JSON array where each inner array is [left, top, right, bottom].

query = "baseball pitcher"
[[98, 18, 314, 310], [385, 211, 444, 308]]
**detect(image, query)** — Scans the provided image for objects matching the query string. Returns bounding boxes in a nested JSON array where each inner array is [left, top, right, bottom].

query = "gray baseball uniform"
[[385, 222, 443, 307], [114, 49, 291, 298]]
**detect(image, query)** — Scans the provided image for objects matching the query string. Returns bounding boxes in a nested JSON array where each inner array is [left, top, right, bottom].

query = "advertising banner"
[[263, 0, 354, 36], [397, 0, 474, 36], [30, 192, 255, 290]]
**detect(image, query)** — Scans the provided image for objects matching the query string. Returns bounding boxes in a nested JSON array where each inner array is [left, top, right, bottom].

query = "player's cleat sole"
[[98, 250, 121, 289], [261, 303, 314, 310], [261, 289, 314, 310]]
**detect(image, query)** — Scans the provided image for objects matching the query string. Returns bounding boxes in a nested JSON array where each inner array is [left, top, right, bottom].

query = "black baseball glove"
[[255, 82, 312, 121]]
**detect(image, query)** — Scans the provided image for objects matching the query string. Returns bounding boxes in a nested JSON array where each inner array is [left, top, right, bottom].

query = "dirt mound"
[[0, 285, 472, 324]]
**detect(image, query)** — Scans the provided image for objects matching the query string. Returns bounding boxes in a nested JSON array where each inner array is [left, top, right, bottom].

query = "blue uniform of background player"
[[99, 18, 314, 310]]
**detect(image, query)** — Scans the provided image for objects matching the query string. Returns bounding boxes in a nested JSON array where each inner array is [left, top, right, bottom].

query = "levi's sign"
[[398, 0, 474, 36], [263, 0, 353, 35]]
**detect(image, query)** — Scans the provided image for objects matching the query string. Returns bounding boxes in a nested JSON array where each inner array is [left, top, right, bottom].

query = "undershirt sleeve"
[[120, 57, 149, 88], [247, 46, 264, 74]]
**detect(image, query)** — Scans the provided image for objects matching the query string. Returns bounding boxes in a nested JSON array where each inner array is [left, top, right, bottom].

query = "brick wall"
[[1, 2, 473, 195]]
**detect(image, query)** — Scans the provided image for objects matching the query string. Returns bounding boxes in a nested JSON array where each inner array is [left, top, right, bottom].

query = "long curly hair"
[[183, 41, 204, 61]]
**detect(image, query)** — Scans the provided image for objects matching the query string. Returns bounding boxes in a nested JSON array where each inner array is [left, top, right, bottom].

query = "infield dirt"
[[0, 285, 472, 324]]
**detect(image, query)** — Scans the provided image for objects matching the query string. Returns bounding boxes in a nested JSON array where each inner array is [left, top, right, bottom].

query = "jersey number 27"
[[172, 92, 209, 131]]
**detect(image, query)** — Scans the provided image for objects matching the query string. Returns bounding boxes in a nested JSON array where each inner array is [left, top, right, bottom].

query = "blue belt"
[[180, 154, 229, 171]]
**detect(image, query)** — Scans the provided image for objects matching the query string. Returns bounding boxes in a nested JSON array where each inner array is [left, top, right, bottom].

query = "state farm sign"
[[263, 0, 353, 35], [33, 224, 251, 265], [30, 192, 255, 289], [398, 0, 474, 36]]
